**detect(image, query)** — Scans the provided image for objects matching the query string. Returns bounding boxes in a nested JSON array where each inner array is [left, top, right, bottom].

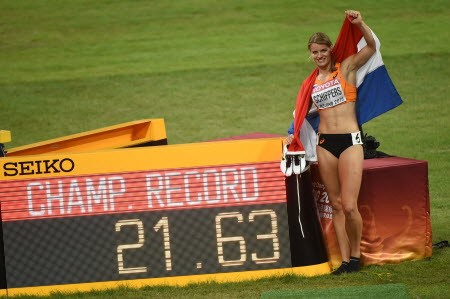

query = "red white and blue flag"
[[287, 17, 403, 161]]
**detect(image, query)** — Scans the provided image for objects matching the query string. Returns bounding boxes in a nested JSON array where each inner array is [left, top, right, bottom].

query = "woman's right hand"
[[285, 134, 294, 145]]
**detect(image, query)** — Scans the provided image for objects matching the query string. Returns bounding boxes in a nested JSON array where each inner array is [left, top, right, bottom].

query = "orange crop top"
[[311, 63, 357, 110]]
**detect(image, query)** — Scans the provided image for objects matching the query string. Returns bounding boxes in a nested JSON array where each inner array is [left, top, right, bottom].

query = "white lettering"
[[24, 166, 263, 218], [184, 171, 202, 205], [67, 179, 85, 214], [203, 169, 221, 204], [27, 182, 45, 216], [165, 172, 183, 207], [144, 166, 261, 208], [146, 173, 165, 208], [240, 167, 259, 201], [26, 176, 126, 217], [221, 168, 240, 202], [108, 176, 126, 210], [86, 178, 109, 212], [46, 181, 65, 215]]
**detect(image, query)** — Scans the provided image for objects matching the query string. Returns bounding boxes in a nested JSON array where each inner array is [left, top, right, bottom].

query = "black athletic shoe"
[[348, 257, 360, 273], [332, 262, 349, 275]]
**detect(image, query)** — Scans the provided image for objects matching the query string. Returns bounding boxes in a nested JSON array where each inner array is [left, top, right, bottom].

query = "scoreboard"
[[0, 138, 329, 296]]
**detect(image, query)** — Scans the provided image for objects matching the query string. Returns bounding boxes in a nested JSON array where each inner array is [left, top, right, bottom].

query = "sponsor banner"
[[0, 138, 283, 180]]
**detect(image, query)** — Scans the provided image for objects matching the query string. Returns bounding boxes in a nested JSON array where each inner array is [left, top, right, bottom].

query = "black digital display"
[[3, 204, 291, 287]]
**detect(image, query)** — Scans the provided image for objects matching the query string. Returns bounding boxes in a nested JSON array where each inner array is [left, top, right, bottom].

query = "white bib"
[[311, 78, 347, 110]]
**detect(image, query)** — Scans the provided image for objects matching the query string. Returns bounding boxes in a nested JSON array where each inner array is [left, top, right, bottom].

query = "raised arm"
[[342, 10, 376, 72]]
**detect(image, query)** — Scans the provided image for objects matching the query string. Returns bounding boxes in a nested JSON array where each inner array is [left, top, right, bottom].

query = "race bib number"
[[311, 78, 347, 109]]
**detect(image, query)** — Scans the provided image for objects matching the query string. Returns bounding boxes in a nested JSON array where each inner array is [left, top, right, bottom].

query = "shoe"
[[348, 257, 360, 273], [332, 262, 348, 275], [285, 156, 293, 176], [280, 145, 288, 175], [293, 154, 301, 175]]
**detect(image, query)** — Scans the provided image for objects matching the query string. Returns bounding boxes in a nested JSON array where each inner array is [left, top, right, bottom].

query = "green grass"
[[1, 0, 449, 298], [261, 283, 409, 298]]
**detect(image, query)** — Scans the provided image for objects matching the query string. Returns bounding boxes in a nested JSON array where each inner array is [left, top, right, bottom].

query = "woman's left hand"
[[345, 10, 362, 24]]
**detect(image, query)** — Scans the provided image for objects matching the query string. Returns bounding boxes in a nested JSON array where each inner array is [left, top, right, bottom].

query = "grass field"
[[1, 0, 449, 298]]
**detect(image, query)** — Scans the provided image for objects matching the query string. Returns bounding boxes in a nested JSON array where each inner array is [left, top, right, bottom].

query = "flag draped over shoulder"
[[287, 17, 403, 157]]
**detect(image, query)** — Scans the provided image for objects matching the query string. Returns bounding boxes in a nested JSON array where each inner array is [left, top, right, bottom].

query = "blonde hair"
[[307, 32, 336, 71], [308, 32, 332, 50]]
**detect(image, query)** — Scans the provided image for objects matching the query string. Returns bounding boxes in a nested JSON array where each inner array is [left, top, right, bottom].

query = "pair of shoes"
[[284, 154, 302, 176], [332, 262, 348, 275], [280, 146, 307, 176]]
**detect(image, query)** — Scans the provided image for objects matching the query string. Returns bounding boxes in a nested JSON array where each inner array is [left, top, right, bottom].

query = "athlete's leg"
[[316, 146, 350, 263], [338, 145, 364, 258]]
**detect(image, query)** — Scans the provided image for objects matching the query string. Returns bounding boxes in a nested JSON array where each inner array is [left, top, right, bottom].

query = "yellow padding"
[[7, 119, 166, 156], [0, 130, 11, 143], [6, 262, 331, 297]]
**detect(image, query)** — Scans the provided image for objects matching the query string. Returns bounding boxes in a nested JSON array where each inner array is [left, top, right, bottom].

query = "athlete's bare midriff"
[[317, 102, 359, 133]]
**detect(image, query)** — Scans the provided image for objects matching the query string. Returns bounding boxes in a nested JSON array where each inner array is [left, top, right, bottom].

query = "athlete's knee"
[[329, 197, 343, 213], [343, 202, 360, 218]]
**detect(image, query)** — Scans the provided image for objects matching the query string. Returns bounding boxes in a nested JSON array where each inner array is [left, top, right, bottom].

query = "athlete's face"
[[309, 43, 332, 69]]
